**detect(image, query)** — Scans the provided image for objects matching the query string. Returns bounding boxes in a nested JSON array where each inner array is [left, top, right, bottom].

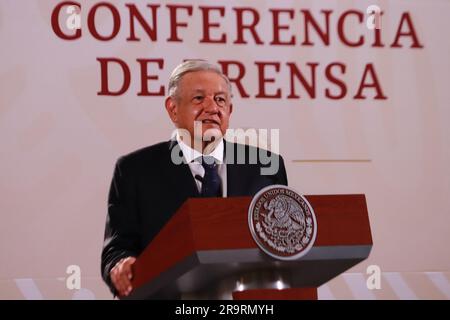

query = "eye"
[[192, 95, 204, 103], [215, 96, 226, 106]]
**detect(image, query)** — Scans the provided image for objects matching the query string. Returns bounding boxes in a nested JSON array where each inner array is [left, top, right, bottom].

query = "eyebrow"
[[190, 89, 228, 95]]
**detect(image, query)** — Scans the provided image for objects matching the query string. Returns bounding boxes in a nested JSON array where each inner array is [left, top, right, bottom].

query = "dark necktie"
[[199, 156, 221, 197]]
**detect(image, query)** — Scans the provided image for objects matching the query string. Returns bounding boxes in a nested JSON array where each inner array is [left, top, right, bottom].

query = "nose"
[[203, 96, 219, 113]]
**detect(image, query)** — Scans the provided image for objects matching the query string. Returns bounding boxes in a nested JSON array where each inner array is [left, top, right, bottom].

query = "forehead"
[[178, 70, 229, 93]]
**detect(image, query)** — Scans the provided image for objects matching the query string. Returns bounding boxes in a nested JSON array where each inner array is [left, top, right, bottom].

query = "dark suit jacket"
[[101, 140, 288, 294]]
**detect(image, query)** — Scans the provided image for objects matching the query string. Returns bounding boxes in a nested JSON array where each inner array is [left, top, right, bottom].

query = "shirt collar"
[[175, 130, 224, 164]]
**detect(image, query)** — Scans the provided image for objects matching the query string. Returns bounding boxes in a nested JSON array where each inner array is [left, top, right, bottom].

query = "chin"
[[202, 128, 223, 142]]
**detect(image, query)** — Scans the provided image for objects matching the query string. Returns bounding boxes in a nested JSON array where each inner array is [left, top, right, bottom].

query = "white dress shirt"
[[176, 132, 227, 197]]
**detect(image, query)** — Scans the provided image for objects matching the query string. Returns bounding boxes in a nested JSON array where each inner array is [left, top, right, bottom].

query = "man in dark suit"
[[101, 60, 288, 297]]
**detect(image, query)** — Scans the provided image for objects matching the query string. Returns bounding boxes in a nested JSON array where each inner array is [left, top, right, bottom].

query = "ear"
[[228, 103, 233, 115], [165, 96, 178, 124]]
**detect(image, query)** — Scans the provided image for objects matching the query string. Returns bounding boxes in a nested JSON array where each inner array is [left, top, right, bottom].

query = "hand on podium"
[[110, 257, 136, 297]]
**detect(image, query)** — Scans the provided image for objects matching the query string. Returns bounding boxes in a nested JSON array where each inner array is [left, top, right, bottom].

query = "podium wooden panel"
[[123, 195, 372, 300]]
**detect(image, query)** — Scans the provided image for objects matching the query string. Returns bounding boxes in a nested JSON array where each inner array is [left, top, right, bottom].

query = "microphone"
[[194, 174, 204, 183]]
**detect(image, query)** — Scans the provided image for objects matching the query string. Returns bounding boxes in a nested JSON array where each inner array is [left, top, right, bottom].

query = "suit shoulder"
[[116, 141, 170, 169], [225, 141, 283, 159]]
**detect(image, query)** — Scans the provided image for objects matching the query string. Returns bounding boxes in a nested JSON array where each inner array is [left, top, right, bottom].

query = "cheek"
[[220, 113, 230, 127], [179, 108, 197, 123], [190, 107, 203, 119], [221, 110, 231, 121]]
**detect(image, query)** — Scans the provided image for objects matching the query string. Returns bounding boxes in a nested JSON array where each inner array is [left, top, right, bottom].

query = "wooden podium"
[[123, 195, 372, 300]]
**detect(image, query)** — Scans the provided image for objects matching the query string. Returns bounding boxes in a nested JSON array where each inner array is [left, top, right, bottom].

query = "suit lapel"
[[226, 162, 242, 196], [167, 140, 200, 199], [225, 141, 246, 197]]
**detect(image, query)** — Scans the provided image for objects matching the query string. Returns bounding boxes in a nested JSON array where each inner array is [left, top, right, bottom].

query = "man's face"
[[165, 70, 233, 148]]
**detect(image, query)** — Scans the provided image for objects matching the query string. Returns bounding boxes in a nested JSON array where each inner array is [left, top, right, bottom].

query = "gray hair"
[[168, 60, 232, 98]]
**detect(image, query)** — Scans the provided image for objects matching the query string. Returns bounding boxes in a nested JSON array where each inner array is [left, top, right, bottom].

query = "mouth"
[[201, 119, 220, 126]]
